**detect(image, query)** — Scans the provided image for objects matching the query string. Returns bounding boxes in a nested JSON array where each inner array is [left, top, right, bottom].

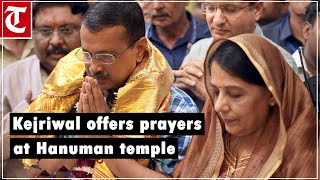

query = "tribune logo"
[[2, 1, 32, 38], [5, 6, 27, 33]]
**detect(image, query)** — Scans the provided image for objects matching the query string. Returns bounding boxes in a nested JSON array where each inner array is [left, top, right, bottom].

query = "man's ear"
[[303, 22, 312, 44], [253, 2, 263, 22], [134, 37, 148, 63]]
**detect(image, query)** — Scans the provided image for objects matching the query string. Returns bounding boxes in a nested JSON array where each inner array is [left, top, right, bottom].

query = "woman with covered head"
[[194, 33, 317, 178]]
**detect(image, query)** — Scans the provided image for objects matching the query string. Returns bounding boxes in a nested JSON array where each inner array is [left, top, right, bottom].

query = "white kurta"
[[1, 55, 48, 178]]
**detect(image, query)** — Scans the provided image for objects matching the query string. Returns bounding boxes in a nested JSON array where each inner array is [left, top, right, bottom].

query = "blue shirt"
[[150, 85, 198, 176], [262, 12, 303, 54], [146, 12, 211, 70]]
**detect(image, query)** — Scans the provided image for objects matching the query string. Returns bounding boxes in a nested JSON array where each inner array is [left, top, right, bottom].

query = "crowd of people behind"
[[0, 0, 318, 179]]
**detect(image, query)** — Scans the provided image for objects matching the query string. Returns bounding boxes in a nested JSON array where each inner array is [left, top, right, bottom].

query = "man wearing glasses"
[[1, 2, 89, 178], [24, 2, 199, 179], [174, 1, 299, 110]]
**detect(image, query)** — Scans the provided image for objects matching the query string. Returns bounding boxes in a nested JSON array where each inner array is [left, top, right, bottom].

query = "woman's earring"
[[269, 101, 276, 106], [269, 97, 276, 106]]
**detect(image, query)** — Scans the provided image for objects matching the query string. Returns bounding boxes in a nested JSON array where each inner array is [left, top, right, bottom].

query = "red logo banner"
[[1, 0, 32, 39]]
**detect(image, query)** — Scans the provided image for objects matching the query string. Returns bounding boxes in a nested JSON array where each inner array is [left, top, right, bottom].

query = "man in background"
[[0, 2, 88, 178], [292, 2, 318, 108], [174, 1, 299, 110], [147, 1, 210, 70], [292, 2, 318, 77], [258, 1, 289, 26], [262, 1, 311, 54], [24, 2, 198, 178]]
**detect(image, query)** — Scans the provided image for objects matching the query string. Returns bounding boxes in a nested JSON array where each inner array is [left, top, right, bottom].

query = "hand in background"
[[174, 60, 208, 101]]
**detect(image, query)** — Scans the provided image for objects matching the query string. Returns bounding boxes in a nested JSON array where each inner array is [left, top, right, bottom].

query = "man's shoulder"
[[183, 37, 213, 63], [261, 36, 300, 77], [261, 18, 282, 32], [3, 55, 39, 74], [2, 55, 40, 93], [168, 85, 199, 113], [190, 37, 213, 57], [193, 37, 213, 47], [261, 16, 285, 43]]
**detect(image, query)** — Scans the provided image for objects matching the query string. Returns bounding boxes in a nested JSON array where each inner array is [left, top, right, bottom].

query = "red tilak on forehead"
[[51, 22, 59, 28]]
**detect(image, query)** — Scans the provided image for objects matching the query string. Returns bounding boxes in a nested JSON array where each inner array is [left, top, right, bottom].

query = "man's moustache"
[[90, 72, 110, 80], [47, 47, 69, 56], [152, 12, 168, 18]]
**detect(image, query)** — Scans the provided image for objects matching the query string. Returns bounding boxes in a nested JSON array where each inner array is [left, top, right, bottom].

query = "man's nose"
[[48, 31, 64, 47], [212, 8, 227, 26], [152, 2, 164, 10], [89, 58, 105, 75]]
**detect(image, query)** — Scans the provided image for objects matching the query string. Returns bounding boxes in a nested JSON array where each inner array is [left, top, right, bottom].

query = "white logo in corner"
[[5, 6, 27, 33]]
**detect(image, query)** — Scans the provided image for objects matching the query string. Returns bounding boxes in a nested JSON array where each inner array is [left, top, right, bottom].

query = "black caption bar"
[[10, 138, 178, 159], [10, 113, 204, 135]]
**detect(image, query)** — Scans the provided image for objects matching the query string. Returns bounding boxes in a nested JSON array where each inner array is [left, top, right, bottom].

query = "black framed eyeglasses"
[[75, 40, 138, 65], [201, 3, 251, 16], [33, 25, 79, 38]]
